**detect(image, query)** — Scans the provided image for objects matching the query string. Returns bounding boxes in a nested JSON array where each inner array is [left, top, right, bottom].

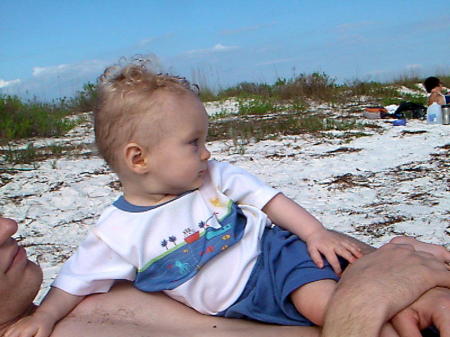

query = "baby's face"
[[143, 92, 211, 195]]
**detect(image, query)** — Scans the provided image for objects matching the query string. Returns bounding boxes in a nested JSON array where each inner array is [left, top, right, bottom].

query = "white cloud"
[[32, 60, 108, 78], [212, 43, 236, 51], [186, 43, 239, 55], [5, 55, 162, 100], [406, 64, 422, 70], [32, 64, 69, 77], [0, 78, 21, 88], [4, 59, 112, 100]]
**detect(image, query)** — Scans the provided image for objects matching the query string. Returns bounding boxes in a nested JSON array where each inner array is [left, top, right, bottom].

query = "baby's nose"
[[201, 147, 211, 160]]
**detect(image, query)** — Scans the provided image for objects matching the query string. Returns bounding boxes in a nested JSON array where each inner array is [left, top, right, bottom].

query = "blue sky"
[[1, 0, 449, 100]]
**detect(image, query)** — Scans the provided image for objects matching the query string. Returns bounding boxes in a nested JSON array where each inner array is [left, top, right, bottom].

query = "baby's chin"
[[190, 180, 205, 191]]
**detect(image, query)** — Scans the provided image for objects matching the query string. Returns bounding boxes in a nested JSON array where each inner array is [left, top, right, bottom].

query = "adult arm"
[[52, 282, 320, 337], [321, 243, 450, 337]]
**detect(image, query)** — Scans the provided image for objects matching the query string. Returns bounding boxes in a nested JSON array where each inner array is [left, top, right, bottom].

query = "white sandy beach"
[[1, 101, 449, 301]]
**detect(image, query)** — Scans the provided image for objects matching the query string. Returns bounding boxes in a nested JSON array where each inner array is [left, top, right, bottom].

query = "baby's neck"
[[120, 178, 183, 206], [122, 193, 178, 207]]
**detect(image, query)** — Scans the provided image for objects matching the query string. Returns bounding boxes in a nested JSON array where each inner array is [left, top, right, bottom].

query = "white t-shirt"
[[53, 160, 279, 314]]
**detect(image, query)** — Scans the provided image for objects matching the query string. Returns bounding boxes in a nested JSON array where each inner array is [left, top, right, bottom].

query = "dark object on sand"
[[395, 102, 427, 119], [363, 106, 389, 119], [392, 119, 407, 126]]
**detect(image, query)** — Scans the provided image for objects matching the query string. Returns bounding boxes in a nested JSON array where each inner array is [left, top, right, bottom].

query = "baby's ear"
[[123, 143, 150, 174]]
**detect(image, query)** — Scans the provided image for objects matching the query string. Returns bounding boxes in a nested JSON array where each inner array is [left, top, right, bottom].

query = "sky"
[[1, 0, 450, 100]]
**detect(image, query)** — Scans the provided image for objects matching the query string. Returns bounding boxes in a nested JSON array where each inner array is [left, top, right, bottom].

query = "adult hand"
[[392, 287, 450, 337], [390, 236, 450, 264], [322, 242, 450, 337], [339, 242, 450, 315]]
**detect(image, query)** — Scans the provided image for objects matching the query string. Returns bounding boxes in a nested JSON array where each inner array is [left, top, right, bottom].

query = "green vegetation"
[[237, 97, 282, 115], [380, 93, 427, 107], [70, 82, 97, 113], [204, 71, 438, 109], [1, 71, 447, 165], [0, 82, 96, 144], [208, 113, 368, 145], [0, 95, 77, 142], [217, 72, 338, 102], [2, 143, 38, 166], [208, 114, 372, 155], [0, 143, 87, 165]]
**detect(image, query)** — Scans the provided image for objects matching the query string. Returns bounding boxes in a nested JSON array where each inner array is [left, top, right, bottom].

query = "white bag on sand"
[[426, 103, 442, 124]]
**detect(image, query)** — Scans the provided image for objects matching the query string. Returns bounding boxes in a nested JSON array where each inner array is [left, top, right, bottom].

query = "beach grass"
[[0, 95, 77, 142], [1, 71, 447, 164]]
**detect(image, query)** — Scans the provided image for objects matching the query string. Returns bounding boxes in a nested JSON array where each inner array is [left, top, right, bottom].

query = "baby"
[[7, 61, 367, 337]]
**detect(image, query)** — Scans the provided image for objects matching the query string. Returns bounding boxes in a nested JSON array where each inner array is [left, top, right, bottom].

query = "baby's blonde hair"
[[94, 59, 198, 172]]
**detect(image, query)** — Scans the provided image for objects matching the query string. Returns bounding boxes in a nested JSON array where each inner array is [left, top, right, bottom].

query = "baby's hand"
[[5, 311, 56, 337], [305, 229, 362, 275], [390, 236, 450, 265]]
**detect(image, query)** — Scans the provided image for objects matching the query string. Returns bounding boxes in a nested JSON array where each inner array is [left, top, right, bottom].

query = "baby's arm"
[[5, 287, 84, 337], [263, 193, 362, 274]]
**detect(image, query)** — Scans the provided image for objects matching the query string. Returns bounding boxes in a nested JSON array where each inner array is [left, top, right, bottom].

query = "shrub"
[[274, 72, 338, 101], [391, 73, 422, 90], [218, 82, 273, 98], [69, 82, 97, 112], [0, 95, 76, 143], [237, 97, 281, 115], [198, 86, 218, 102]]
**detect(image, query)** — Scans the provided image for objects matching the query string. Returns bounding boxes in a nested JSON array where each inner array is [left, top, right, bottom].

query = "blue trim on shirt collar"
[[113, 190, 196, 213]]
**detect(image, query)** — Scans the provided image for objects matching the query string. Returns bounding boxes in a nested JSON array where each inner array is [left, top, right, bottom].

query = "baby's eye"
[[189, 139, 199, 147]]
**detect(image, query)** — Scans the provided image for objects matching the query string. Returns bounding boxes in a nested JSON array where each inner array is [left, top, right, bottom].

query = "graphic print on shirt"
[[134, 200, 247, 291]]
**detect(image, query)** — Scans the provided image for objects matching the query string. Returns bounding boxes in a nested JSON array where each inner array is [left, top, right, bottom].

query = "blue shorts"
[[216, 226, 340, 326]]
